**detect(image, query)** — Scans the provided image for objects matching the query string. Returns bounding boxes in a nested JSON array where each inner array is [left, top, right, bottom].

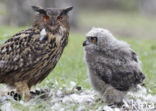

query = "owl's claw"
[[115, 102, 124, 107], [8, 91, 15, 96], [76, 86, 82, 91], [30, 89, 49, 99], [30, 89, 46, 96], [13, 93, 21, 101], [8, 91, 21, 101]]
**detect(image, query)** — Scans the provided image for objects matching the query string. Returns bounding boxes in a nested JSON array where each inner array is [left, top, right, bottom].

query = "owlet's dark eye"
[[57, 17, 63, 21], [90, 37, 97, 43], [44, 16, 49, 21]]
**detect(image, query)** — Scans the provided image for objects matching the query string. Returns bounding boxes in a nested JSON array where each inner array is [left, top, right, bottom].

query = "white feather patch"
[[39, 28, 47, 41]]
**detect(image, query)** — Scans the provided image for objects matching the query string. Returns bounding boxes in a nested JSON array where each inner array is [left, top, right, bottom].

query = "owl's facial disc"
[[32, 6, 73, 31], [47, 7, 73, 24]]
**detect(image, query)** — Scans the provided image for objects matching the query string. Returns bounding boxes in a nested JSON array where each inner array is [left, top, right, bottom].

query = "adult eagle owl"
[[83, 28, 145, 105], [0, 6, 73, 101]]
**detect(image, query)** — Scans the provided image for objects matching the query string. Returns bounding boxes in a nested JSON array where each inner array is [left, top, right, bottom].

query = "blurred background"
[[0, 0, 156, 93], [0, 0, 156, 38]]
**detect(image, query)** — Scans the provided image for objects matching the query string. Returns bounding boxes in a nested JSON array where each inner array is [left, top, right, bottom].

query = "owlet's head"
[[83, 28, 117, 53], [32, 6, 73, 32]]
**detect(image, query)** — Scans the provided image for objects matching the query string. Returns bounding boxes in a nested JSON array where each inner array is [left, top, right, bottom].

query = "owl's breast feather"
[[38, 27, 68, 49]]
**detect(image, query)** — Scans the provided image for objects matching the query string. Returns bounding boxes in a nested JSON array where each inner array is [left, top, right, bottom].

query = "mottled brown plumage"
[[0, 6, 73, 101]]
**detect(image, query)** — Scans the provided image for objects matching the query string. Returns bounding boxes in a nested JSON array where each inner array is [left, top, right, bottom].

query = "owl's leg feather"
[[15, 81, 30, 101]]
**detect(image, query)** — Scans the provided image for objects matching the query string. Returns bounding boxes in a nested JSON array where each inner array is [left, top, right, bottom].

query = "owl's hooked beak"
[[48, 19, 57, 31]]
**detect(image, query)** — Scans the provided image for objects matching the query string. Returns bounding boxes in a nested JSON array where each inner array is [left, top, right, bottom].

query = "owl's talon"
[[76, 86, 82, 91], [14, 93, 21, 101], [8, 91, 15, 96], [36, 90, 41, 95], [115, 102, 124, 107], [30, 91, 36, 95], [10, 91, 15, 96], [8, 91, 21, 101], [30, 89, 46, 96]]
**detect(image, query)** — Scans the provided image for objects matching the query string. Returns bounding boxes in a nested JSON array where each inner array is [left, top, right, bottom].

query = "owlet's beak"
[[83, 40, 89, 47], [83, 41, 87, 46]]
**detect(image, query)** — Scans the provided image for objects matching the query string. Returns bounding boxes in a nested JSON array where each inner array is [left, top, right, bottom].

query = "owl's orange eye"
[[57, 17, 63, 21], [44, 16, 49, 21], [91, 39, 95, 43], [90, 37, 97, 43]]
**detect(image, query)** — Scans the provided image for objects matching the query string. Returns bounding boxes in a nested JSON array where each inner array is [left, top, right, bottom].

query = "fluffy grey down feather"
[[83, 28, 145, 104]]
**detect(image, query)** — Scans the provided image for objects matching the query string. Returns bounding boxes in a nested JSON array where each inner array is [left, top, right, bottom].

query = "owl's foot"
[[15, 81, 31, 101], [30, 89, 49, 99], [30, 90, 45, 96], [8, 91, 30, 101], [8, 91, 21, 101], [8, 89, 49, 101]]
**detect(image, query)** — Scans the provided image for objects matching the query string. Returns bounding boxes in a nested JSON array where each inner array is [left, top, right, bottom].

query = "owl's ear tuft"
[[32, 6, 46, 15], [62, 6, 73, 15]]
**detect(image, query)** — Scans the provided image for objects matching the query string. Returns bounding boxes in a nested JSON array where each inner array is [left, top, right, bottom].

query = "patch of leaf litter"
[[0, 81, 155, 111]]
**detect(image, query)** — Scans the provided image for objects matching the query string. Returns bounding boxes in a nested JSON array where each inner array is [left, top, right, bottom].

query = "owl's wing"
[[98, 69, 145, 91], [97, 49, 145, 91], [115, 47, 139, 63], [0, 29, 53, 74]]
